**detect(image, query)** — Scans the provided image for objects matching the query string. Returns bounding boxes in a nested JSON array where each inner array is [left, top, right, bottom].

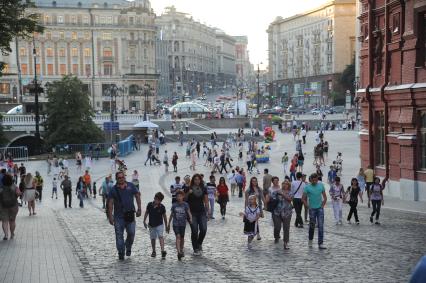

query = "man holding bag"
[[108, 171, 142, 260]]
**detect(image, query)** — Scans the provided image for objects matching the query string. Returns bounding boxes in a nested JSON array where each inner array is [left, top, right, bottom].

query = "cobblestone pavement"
[[1, 129, 425, 282]]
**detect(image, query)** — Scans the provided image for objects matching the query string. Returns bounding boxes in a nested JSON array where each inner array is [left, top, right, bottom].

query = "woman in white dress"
[[22, 173, 36, 216]]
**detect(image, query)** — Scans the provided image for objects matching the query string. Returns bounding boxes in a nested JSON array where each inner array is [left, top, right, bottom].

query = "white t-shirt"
[[290, 180, 305, 199], [227, 172, 236, 184]]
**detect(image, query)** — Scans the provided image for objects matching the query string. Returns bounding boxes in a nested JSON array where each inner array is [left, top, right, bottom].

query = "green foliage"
[[339, 59, 355, 94], [44, 76, 103, 145], [271, 115, 282, 124], [329, 91, 345, 106], [0, 0, 44, 76]]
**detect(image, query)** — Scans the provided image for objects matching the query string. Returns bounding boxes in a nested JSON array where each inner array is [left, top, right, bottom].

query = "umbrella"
[[133, 121, 159, 128]]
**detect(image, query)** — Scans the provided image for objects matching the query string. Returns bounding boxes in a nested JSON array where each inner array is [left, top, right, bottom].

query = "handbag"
[[115, 187, 135, 223], [266, 196, 279, 212]]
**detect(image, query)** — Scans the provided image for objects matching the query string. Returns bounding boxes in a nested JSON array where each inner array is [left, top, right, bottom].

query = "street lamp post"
[[143, 84, 150, 121], [32, 36, 41, 154], [256, 63, 261, 115]]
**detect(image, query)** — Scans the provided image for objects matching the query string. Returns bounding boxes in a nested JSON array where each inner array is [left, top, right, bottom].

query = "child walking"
[[52, 177, 58, 199], [144, 192, 167, 258], [240, 195, 261, 249], [167, 190, 192, 260]]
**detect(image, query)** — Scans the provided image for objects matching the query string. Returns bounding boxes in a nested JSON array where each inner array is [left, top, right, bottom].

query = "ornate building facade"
[[267, 0, 356, 107], [215, 30, 236, 91], [358, 0, 426, 201], [233, 36, 253, 89], [155, 6, 217, 97], [0, 0, 158, 113]]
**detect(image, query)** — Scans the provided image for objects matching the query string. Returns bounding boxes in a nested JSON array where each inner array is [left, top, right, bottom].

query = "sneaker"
[[356, 221, 360, 225], [161, 251, 167, 258], [177, 253, 183, 261], [339, 221, 343, 225], [222, 216, 225, 220], [375, 221, 380, 225], [370, 217, 373, 223], [274, 238, 279, 244], [247, 242, 252, 249], [257, 235, 262, 241], [126, 250, 131, 257], [151, 251, 156, 257], [347, 220, 351, 224], [319, 244, 327, 250], [193, 250, 201, 256], [211, 216, 215, 219], [118, 253, 124, 260], [308, 240, 313, 248]]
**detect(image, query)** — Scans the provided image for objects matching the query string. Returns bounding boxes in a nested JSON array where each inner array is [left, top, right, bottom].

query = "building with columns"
[[215, 30, 236, 91], [233, 36, 253, 89], [267, 0, 356, 107], [155, 6, 218, 98], [357, 0, 426, 201], [0, 0, 158, 113]]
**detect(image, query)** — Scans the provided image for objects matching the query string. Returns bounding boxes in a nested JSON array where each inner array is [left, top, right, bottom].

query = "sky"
[[151, 0, 329, 69]]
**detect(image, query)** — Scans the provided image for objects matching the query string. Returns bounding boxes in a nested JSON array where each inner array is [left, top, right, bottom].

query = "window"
[[35, 64, 41, 75], [59, 64, 66, 75], [84, 32, 90, 40], [59, 48, 66, 57], [103, 47, 112, 57], [83, 16, 89, 24], [2, 64, 9, 74], [129, 47, 136, 58], [21, 64, 28, 75], [420, 113, 426, 169], [0, 83, 10, 94], [72, 64, 78, 75], [84, 48, 91, 57], [392, 13, 400, 34], [104, 63, 113, 75], [107, 16, 113, 24], [100, 16, 106, 24], [19, 48, 27, 57], [46, 48, 54, 57], [59, 31, 65, 39], [44, 15, 51, 24], [130, 32, 134, 41], [71, 32, 77, 40], [102, 32, 112, 40], [376, 112, 385, 166], [45, 32, 52, 40], [129, 17, 134, 25], [85, 64, 91, 76], [144, 48, 147, 59], [34, 47, 40, 56], [415, 12, 426, 67], [71, 48, 78, 57], [47, 64, 54, 75], [58, 15, 64, 23], [71, 16, 77, 24], [130, 64, 135, 74]]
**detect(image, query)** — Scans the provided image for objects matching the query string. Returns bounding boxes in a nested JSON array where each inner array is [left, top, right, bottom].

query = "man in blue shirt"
[[302, 173, 327, 250], [235, 170, 244, 198], [108, 171, 142, 260]]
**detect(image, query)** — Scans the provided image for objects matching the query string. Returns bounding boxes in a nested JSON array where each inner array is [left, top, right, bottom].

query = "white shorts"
[[149, 225, 164, 239]]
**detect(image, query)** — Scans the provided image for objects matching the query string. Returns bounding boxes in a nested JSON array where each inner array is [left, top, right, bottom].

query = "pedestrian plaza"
[[0, 129, 425, 283]]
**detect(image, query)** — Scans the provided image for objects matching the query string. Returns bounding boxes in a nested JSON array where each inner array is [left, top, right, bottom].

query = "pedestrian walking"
[[227, 170, 237, 196], [172, 152, 178, 172], [282, 152, 289, 175], [0, 174, 21, 240], [370, 177, 385, 225], [60, 175, 72, 208], [184, 174, 209, 256], [302, 173, 327, 249], [235, 170, 245, 198], [52, 177, 58, 199], [76, 176, 85, 208], [364, 166, 374, 208], [272, 180, 293, 249], [163, 150, 169, 172], [346, 178, 363, 224], [143, 192, 167, 258], [329, 176, 344, 225], [144, 147, 153, 166], [245, 177, 265, 240], [356, 168, 366, 195], [206, 176, 217, 219], [262, 169, 273, 196], [34, 171, 43, 202], [23, 173, 36, 216], [240, 195, 261, 249], [131, 170, 139, 191], [107, 171, 142, 260], [166, 190, 192, 260], [216, 177, 229, 220], [291, 172, 305, 228]]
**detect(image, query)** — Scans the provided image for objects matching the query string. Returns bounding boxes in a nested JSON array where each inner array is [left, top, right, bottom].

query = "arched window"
[[128, 85, 139, 96], [103, 47, 112, 57]]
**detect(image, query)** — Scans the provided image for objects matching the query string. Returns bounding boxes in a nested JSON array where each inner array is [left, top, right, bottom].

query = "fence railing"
[[0, 146, 29, 162]]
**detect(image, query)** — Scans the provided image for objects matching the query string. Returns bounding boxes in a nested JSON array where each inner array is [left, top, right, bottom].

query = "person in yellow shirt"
[[364, 166, 374, 208]]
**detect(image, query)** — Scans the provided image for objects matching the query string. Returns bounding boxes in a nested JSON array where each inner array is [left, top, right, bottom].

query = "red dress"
[[216, 184, 229, 203]]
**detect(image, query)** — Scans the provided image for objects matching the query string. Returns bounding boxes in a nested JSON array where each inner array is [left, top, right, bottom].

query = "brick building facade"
[[358, 0, 426, 201]]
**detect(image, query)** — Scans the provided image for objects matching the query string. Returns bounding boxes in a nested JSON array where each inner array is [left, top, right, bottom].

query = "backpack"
[[0, 185, 17, 208]]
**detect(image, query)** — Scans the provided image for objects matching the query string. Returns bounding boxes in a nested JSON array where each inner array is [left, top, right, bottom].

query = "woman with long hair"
[[216, 177, 229, 220], [23, 173, 36, 216], [245, 177, 265, 240], [346, 178, 363, 224], [0, 174, 21, 240]]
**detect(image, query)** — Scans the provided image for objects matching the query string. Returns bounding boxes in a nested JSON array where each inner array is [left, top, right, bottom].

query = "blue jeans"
[[190, 212, 207, 252], [114, 217, 136, 255], [309, 208, 324, 245]]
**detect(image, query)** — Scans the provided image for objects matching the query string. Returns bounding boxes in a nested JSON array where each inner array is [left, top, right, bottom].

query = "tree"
[[0, 0, 44, 76], [339, 60, 355, 94], [44, 76, 104, 145]]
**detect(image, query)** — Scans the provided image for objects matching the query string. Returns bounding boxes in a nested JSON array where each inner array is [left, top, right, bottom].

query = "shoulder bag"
[[115, 186, 135, 223]]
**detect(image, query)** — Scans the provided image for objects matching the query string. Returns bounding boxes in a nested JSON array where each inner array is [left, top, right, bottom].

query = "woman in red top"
[[216, 177, 229, 220]]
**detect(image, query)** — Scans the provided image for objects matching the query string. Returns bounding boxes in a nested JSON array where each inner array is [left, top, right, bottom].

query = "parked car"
[[332, 106, 346, 114]]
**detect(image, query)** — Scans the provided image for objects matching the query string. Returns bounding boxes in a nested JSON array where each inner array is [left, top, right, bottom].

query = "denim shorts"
[[173, 225, 186, 236], [149, 224, 164, 239]]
